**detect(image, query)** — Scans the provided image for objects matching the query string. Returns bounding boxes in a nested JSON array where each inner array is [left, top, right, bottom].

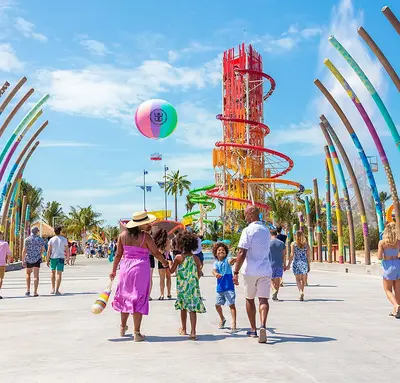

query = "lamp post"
[[164, 165, 168, 220], [143, 170, 148, 211]]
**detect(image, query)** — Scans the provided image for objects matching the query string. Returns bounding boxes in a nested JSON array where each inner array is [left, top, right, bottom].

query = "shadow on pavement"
[[4, 292, 97, 299], [282, 298, 344, 302], [267, 332, 336, 345], [144, 334, 229, 343]]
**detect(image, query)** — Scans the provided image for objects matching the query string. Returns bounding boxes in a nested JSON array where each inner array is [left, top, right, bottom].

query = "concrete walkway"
[[0, 257, 398, 383]]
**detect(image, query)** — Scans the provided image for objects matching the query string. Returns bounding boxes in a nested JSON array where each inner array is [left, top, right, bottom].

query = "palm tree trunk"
[[174, 193, 178, 221]]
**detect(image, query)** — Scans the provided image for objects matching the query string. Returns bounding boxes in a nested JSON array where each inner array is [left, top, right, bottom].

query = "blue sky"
[[0, 0, 399, 225]]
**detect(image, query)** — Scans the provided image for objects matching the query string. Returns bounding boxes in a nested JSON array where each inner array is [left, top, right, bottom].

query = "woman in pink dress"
[[110, 212, 168, 342]]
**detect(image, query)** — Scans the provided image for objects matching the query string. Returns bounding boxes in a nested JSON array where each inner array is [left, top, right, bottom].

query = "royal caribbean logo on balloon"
[[150, 109, 168, 126]]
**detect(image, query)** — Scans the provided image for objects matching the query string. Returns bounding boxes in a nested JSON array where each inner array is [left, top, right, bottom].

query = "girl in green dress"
[[170, 231, 206, 340]]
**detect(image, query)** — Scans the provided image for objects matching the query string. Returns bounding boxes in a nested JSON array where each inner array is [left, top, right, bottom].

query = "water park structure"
[[184, 44, 306, 232]]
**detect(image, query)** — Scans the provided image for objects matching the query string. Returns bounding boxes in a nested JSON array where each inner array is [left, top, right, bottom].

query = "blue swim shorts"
[[216, 290, 236, 306], [271, 267, 284, 279]]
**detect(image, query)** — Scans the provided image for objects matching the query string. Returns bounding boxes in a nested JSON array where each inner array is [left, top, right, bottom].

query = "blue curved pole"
[[329, 35, 400, 152]]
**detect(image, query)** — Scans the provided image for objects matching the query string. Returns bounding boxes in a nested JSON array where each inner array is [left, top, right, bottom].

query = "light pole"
[[143, 169, 148, 211], [164, 165, 168, 220]]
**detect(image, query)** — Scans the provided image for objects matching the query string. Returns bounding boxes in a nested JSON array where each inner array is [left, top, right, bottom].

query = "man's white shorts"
[[243, 275, 271, 299]]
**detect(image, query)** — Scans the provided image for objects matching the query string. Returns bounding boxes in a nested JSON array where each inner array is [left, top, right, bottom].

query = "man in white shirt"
[[47, 226, 69, 295], [233, 206, 271, 343]]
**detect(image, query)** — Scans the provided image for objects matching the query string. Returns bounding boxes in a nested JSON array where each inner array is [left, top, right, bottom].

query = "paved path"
[[1, 257, 398, 383]]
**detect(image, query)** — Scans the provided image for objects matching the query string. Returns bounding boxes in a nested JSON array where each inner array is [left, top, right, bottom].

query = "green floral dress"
[[175, 255, 206, 313]]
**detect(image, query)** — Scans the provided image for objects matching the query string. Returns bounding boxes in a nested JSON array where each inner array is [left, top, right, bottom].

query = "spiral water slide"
[[206, 44, 304, 216], [182, 185, 217, 230]]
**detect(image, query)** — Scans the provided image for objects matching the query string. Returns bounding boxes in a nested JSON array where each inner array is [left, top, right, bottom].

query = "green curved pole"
[[0, 94, 49, 164], [329, 35, 400, 152], [320, 120, 356, 264], [325, 160, 332, 263], [324, 146, 344, 263]]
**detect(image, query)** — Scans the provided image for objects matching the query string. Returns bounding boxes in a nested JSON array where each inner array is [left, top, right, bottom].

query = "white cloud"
[[314, 0, 389, 155], [0, 43, 24, 71], [35, 58, 221, 122], [255, 24, 323, 53], [39, 140, 99, 148], [267, 121, 325, 156], [15, 17, 47, 42], [174, 101, 221, 149], [80, 39, 110, 56], [167, 42, 218, 63]]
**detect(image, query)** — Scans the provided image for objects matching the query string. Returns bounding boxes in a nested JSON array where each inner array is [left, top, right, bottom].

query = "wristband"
[[234, 271, 239, 275]]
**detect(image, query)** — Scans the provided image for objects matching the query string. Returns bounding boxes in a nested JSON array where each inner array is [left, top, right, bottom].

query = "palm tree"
[[206, 220, 223, 241], [19, 180, 43, 221], [42, 201, 65, 227], [185, 194, 195, 213], [266, 194, 287, 226], [64, 205, 103, 239], [103, 225, 120, 241], [165, 170, 191, 221], [379, 191, 391, 218]]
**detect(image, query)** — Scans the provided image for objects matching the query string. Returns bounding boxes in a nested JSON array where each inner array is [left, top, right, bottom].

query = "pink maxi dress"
[[112, 235, 150, 315]]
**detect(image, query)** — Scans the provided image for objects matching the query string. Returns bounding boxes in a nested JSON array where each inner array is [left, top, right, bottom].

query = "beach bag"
[[91, 280, 113, 314]]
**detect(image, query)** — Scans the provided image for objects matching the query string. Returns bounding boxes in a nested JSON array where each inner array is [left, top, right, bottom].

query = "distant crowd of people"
[[85, 240, 117, 262]]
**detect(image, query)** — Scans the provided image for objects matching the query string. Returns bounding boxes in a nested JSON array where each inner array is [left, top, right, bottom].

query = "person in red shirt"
[[70, 242, 78, 265]]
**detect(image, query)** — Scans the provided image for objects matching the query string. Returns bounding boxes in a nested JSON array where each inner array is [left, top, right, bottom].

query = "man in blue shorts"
[[269, 229, 286, 301]]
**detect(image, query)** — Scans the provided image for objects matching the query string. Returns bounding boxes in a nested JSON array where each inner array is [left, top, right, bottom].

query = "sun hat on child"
[[126, 211, 156, 229]]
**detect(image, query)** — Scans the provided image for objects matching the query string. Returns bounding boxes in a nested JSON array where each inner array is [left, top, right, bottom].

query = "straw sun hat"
[[125, 211, 157, 229]]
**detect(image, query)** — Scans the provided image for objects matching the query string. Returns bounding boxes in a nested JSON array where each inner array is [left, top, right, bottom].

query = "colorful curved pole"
[[25, 204, 31, 237], [382, 6, 400, 35], [329, 36, 400, 151], [19, 195, 27, 261], [0, 77, 27, 116], [0, 89, 34, 138], [0, 120, 48, 212], [0, 82, 10, 98], [305, 196, 313, 250], [0, 94, 49, 165], [313, 178, 322, 262], [298, 212, 305, 232], [0, 110, 43, 183], [1, 142, 39, 228], [320, 120, 356, 264], [314, 82, 372, 262], [357, 27, 400, 92], [325, 160, 332, 263], [324, 146, 344, 263], [324, 59, 399, 237]]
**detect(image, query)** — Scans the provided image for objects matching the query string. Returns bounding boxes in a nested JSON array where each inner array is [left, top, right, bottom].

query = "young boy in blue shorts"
[[212, 242, 237, 332]]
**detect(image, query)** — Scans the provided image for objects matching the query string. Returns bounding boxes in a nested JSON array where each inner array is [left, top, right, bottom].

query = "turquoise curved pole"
[[329, 36, 400, 152], [324, 60, 393, 236], [0, 94, 49, 165], [304, 196, 313, 250], [0, 110, 42, 183]]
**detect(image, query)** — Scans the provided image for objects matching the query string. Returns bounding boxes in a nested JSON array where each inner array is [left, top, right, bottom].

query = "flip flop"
[[167, 295, 172, 299], [189, 334, 197, 341], [396, 306, 400, 319], [158, 296, 164, 300], [34, 294, 39, 297], [246, 330, 257, 338], [25, 292, 30, 297], [179, 328, 187, 336], [218, 318, 226, 329], [120, 325, 128, 336]]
